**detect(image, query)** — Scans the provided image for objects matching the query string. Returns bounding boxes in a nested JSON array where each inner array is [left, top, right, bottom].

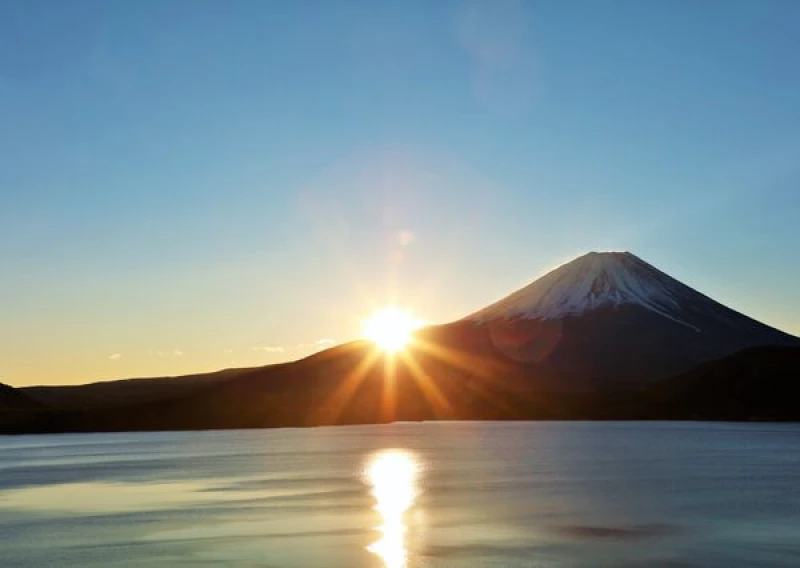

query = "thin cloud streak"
[[251, 346, 285, 353]]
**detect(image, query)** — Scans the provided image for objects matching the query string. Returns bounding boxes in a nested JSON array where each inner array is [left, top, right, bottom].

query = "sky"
[[2, 0, 799, 386]]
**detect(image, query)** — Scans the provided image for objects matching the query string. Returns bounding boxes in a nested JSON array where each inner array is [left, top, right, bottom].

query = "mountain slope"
[[647, 346, 800, 420], [23, 367, 257, 409], [0, 382, 45, 434], [466, 252, 789, 335], [468, 252, 699, 325], [0, 382, 41, 410]]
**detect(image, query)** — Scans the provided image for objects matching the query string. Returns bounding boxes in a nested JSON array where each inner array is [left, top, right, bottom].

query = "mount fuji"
[[427, 251, 798, 388], [468, 251, 723, 327]]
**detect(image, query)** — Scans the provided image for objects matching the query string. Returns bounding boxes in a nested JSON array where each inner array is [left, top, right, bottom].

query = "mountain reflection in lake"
[[1, 422, 799, 567]]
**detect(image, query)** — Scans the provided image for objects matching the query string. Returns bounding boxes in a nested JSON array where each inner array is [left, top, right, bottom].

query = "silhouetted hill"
[[0, 382, 46, 434], [0, 382, 41, 410], [23, 366, 258, 409], [8, 338, 562, 433], [6, 340, 799, 434]]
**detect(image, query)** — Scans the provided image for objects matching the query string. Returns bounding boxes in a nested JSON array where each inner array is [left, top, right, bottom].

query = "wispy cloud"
[[251, 346, 285, 353], [293, 339, 337, 352], [146, 349, 185, 358], [108, 353, 122, 360]]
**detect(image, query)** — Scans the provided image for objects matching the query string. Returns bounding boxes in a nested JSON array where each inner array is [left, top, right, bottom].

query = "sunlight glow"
[[365, 450, 419, 568], [361, 307, 424, 352]]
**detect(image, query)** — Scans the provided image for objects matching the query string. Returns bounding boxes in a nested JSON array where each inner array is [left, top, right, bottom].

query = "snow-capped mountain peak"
[[454, 250, 797, 385], [465, 251, 698, 327]]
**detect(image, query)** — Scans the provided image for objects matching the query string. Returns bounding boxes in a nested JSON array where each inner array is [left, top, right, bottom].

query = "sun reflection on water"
[[365, 449, 419, 568]]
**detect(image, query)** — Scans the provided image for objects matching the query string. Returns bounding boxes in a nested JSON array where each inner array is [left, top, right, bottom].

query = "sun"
[[361, 307, 424, 352]]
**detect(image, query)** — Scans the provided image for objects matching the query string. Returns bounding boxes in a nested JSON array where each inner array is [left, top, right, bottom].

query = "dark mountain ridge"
[[5, 251, 798, 434], [23, 366, 259, 409], [0, 382, 41, 410]]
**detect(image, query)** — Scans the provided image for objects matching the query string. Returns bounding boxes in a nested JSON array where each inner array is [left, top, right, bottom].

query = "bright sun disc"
[[361, 308, 423, 352]]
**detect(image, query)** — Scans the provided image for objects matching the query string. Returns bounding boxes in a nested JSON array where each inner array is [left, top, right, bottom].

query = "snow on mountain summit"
[[465, 251, 701, 328], [454, 251, 798, 384]]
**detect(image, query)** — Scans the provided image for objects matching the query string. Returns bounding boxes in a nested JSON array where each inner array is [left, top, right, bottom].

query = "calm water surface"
[[1, 422, 799, 567]]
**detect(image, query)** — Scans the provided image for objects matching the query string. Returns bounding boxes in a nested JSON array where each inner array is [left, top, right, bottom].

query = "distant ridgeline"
[[4, 252, 799, 434]]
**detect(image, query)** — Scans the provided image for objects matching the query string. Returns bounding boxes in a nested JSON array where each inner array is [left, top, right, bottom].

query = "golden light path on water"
[[365, 449, 419, 568]]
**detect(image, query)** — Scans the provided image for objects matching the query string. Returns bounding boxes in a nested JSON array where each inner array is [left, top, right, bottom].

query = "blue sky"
[[2, 0, 799, 385]]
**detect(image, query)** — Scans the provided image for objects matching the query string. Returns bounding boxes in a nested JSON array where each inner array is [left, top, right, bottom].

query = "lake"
[[1, 422, 799, 567]]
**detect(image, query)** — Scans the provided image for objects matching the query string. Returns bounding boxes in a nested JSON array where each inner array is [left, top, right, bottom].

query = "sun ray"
[[399, 351, 454, 419], [316, 349, 379, 424], [380, 354, 398, 422], [411, 336, 496, 378], [409, 336, 523, 418]]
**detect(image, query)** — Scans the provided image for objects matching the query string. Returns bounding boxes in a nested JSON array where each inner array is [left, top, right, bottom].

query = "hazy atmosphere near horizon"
[[2, 0, 800, 386]]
